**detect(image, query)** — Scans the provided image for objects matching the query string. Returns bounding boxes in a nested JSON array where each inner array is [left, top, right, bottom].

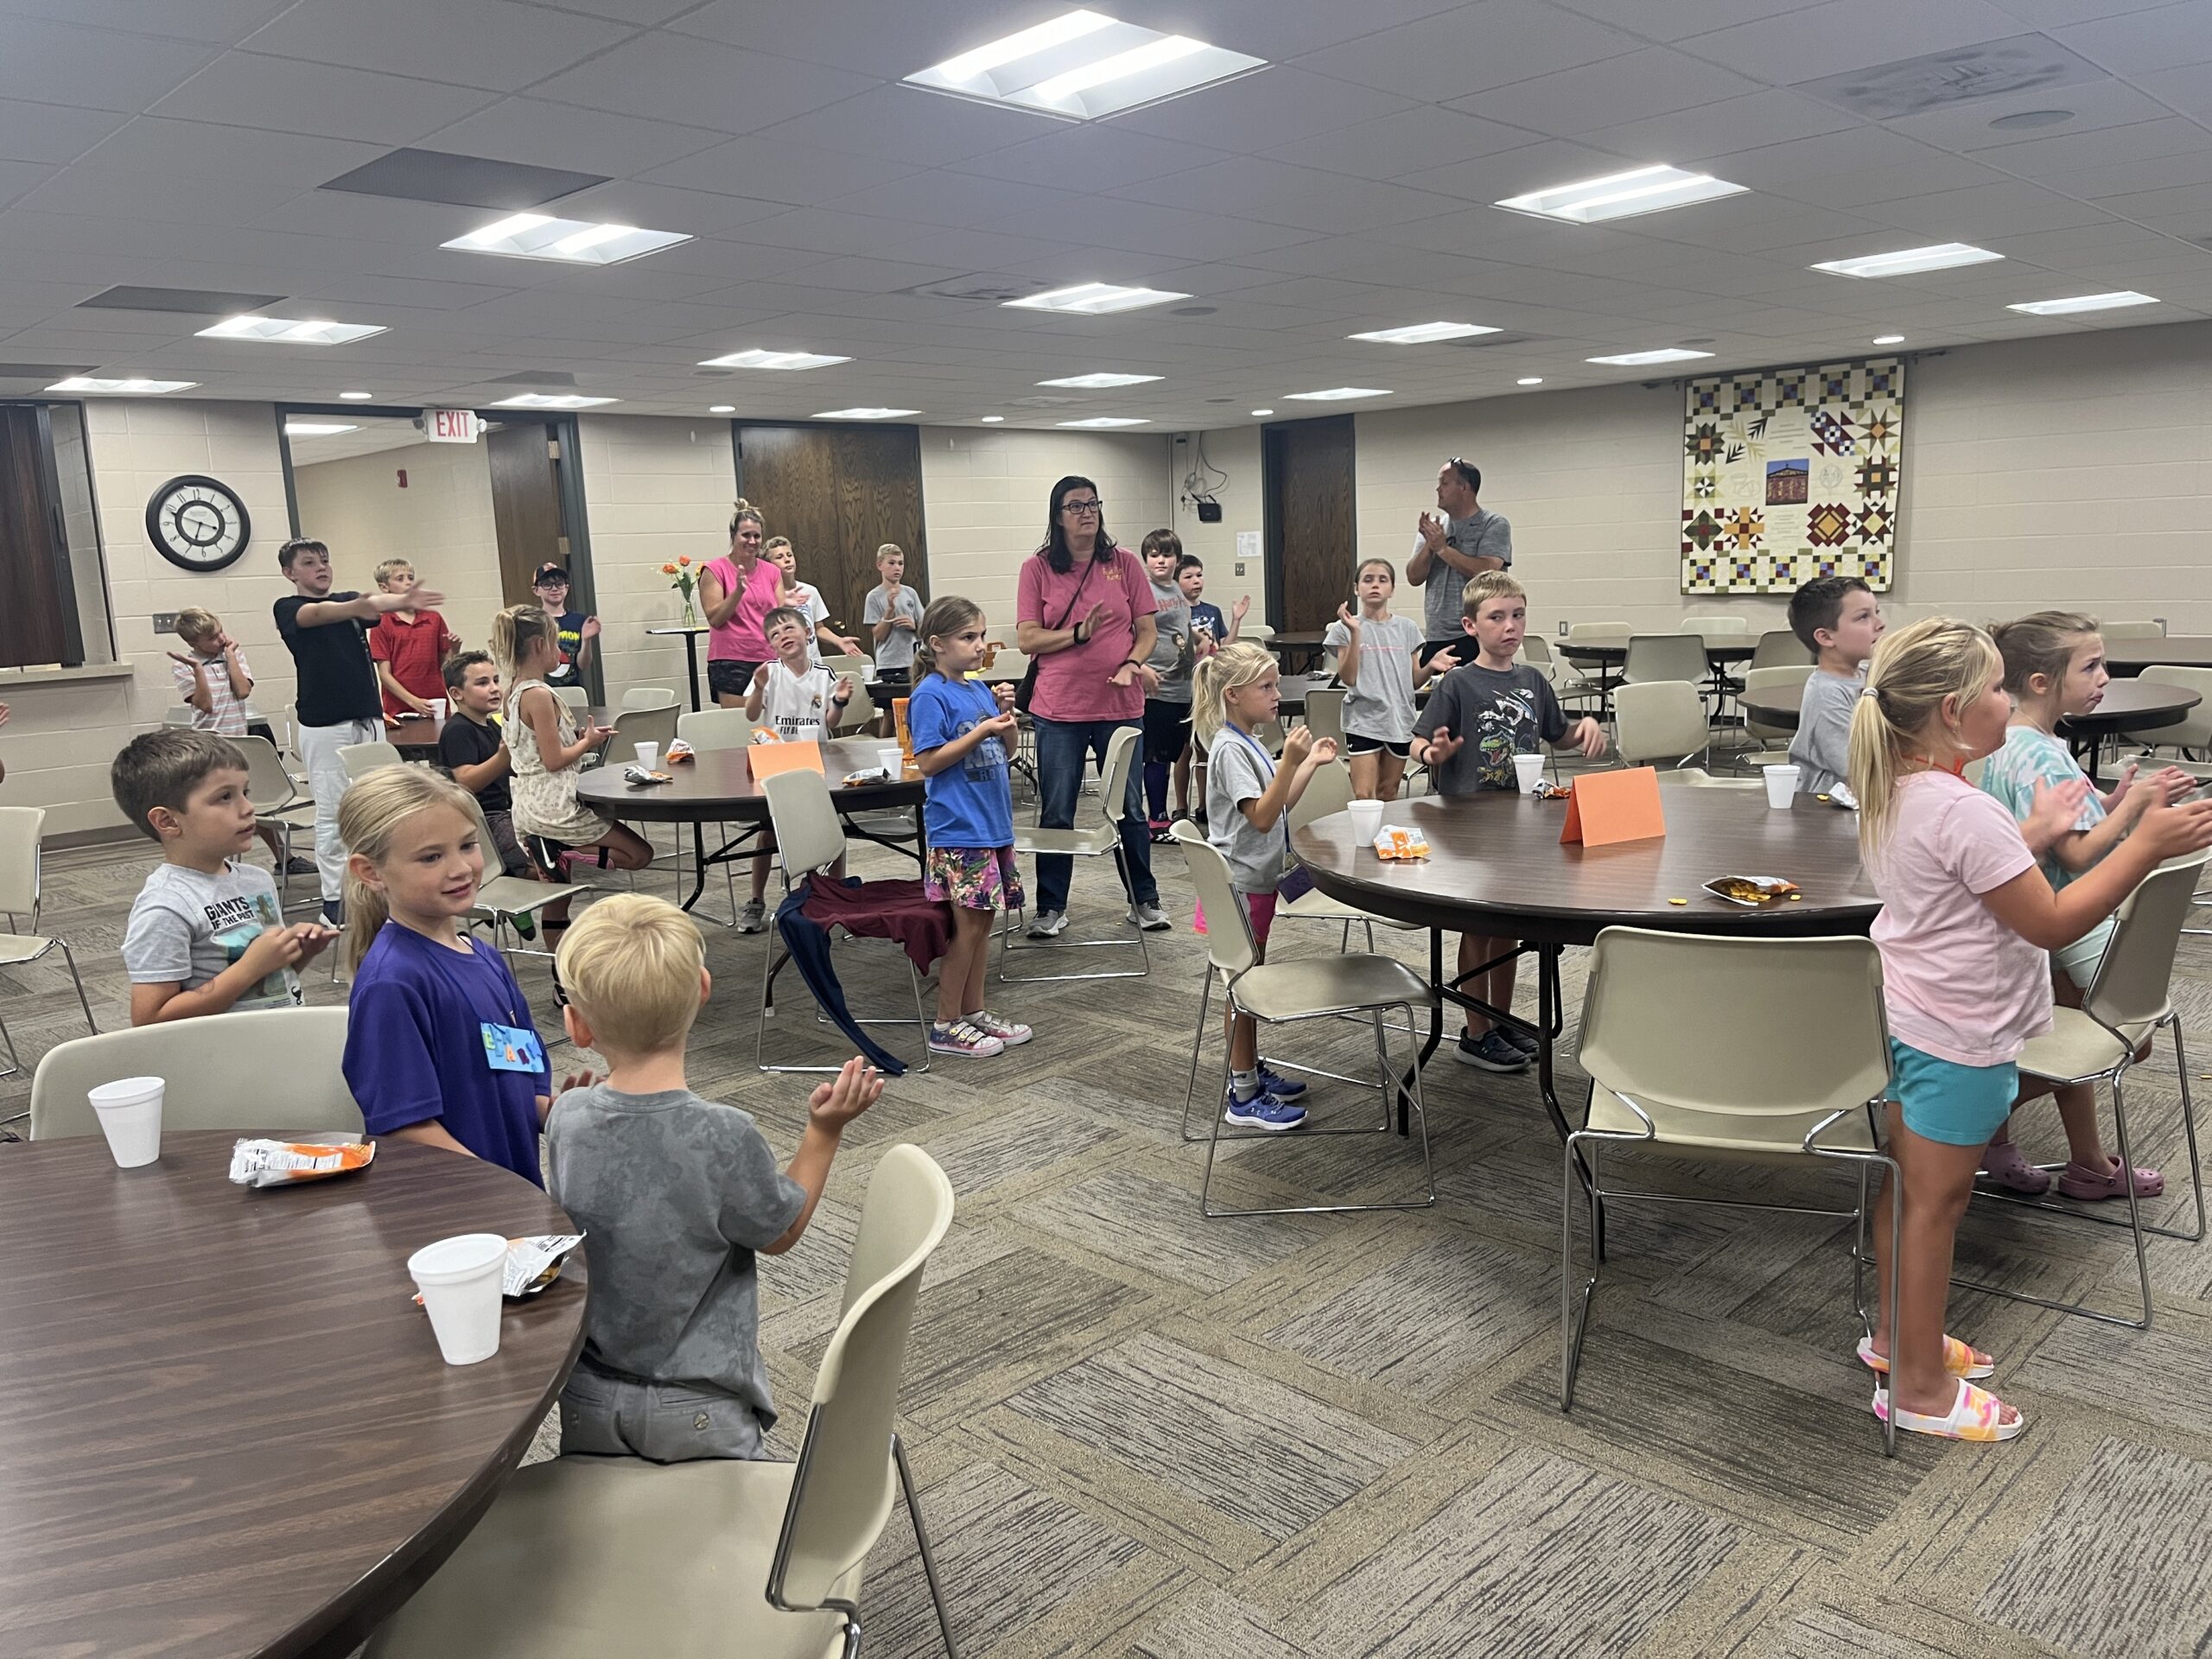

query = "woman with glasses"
[[1407, 457, 1514, 664], [1014, 475, 1170, 938]]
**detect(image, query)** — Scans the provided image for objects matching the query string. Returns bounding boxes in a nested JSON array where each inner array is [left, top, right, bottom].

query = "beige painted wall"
[[1166, 424, 1264, 626]]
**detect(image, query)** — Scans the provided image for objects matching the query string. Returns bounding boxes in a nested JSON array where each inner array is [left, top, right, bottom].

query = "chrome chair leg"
[[1179, 969, 1216, 1143], [893, 1433, 959, 1659]]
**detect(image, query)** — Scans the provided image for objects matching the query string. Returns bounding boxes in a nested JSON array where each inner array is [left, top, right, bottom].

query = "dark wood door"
[[487, 420, 565, 607], [0, 404, 81, 669], [734, 423, 926, 636], [1263, 414, 1356, 633]]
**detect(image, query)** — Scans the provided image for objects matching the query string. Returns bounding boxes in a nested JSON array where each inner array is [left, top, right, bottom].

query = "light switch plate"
[[1235, 563, 1245, 575], [1557, 620, 1568, 637], [154, 612, 179, 632]]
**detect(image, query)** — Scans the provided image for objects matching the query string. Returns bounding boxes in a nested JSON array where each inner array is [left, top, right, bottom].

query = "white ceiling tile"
[[1001, 195, 1324, 261], [424, 99, 730, 176], [2042, 148, 2212, 200], [1549, 0, 1825, 41], [526, 179, 789, 238], [742, 206, 933, 258], [531, 33, 878, 134], [807, 170, 1067, 230], [750, 86, 1056, 168], [1774, 152, 2013, 208], [1452, 48, 1767, 138], [1109, 66, 1417, 150], [80, 118, 386, 188], [16, 164, 303, 226], [1397, 137, 1643, 203], [0, 99, 132, 166], [1865, 179, 2115, 237], [1269, 107, 1542, 181], [666, 0, 1071, 79], [0, 158, 56, 213], [640, 133, 920, 206], [779, 255, 971, 295], [1579, 91, 1862, 168], [1703, 124, 1953, 190], [2051, 3, 2212, 75], [944, 125, 1230, 193], [1114, 0, 1475, 60], [2133, 60, 2212, 123], [1293, 2, 1642, 101], [239, 0, 634, 91], [1897, 76, 2176, 152], [0, 0, 291, 41], [150, 53, 496, 144], [884, 227, 1083, 271], [1109, 158, 1465, 236], [1989, 0, 2177, 25], [1688, 0, 2029, 83], [0, 20, 215, 112], [1968, 116, 2212, 182]]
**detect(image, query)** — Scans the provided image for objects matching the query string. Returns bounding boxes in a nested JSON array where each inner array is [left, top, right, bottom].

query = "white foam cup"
[[878, 746, 902, 776], [1764, 764, 1800, 808], [408, 1234, 509, 1366], [1513, 753, 1545, 794], [633, 741, 660, 772], [429, 698, 447, 720], [88, 1076, 164, 1168], [1348, 799, 1385, 843]]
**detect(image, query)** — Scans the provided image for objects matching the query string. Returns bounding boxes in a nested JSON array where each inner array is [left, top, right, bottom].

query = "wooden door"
[[735, 423, 926, 635], [1263, 414, 1356, 632], [487, 420, 565, 607], [0, 404, 81, 669]]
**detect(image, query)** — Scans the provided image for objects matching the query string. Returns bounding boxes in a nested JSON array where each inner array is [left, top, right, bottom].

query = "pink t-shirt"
[[704, 554, 784, 663], [1015, 545, 1157, 724], [1867, 769, 2050, 1066]]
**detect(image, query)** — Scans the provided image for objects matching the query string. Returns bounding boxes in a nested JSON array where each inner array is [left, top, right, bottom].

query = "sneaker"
[[1255, 1064, 1308, 1100], [1149, 821, 1176, 844], [1027, 909, 1069, 939], [929, 1020, 1005, 1058], [736, 899, 766, 934], [1224, 1089, 1308, 1131], [321, 902, 344, 928], [508, 911, 537, 942], [1128, 901, 1172, 931], [969, 1009, 1033, 1047], [1454, 1029, 1530, 1072], [283, 855, 317, 876], [1499, 1025, 1541, 1058]]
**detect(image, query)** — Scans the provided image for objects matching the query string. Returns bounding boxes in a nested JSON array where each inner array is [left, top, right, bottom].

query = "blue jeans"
[[1032, 715, 1157, 915]]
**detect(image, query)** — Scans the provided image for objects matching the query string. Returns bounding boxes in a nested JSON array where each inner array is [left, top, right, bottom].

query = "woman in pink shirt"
[[1852, 617, 2212, 1444], [698, 499, 786, 707], [1014, 475, 1165, 938]]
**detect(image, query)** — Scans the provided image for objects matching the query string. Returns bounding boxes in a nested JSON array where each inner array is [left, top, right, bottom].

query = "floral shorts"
[[925, 845, 1024, 912]]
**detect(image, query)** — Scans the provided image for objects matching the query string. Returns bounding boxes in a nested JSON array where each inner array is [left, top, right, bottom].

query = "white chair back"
[[1567, 621, 1631, 644], [1287, 758, 1352, 832], [232, 734, 303, 810], [761, 768, 849, 878], [553, 684, 589, 709], [1169, 823, 1258, 976], [1751, 629, 1814, 670], [2102, 620, 2166, 639], [1613, 681, 1708, 768], [163, 705, 197, 727], [0, 806, 45, 918], [1680, 615, 1749, 635], [1623, 633, 1709, 686], [677, 707, 756, 751], [340, 741, 404, 780], [2126, 665, 2212, 751], [618, 686, 680, 712], [1301, 686, 1345, 747], [1743, 664, 1815, 742], [607, 704, 678, 761], [30, 1007, 360, 1141]]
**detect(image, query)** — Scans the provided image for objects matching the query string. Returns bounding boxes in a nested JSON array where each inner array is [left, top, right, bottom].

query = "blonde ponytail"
[[491, 604, 556, 680], [1192, 640, 1274, 748], [1847, 615, 2002, 851], [339, 766, 480, 973]]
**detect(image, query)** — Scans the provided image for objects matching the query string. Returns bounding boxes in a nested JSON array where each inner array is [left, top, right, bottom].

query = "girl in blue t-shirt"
[[909, 595, 1029, 1060], [337, 766, 592, 1184]]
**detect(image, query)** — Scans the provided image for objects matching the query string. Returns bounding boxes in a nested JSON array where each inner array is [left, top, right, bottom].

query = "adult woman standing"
[[1015, 475, 1168, 937], [697, 499, 784, 707]]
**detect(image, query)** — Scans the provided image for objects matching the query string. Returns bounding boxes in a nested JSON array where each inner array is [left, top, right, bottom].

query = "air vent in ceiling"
[[901, 274, 1059, 303], [486, 370, 578, 387], [77, 286, 287, 315], [1793, 34, 2104, 121], [1170, 305, 1218, 317], [1445, 330, 1541, 350], [321, 149, 607, 210]]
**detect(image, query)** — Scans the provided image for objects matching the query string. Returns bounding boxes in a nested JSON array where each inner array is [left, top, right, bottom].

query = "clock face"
[[146, 474, 251, 572]]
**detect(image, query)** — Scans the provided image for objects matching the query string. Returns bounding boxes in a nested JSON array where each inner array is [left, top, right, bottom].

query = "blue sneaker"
[[1224, 1089, 1308, 1131], [1255, 1064, 1308, 1100]]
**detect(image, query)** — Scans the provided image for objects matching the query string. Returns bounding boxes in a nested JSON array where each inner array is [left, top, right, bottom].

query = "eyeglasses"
[[1061, 497, 1103, 513]]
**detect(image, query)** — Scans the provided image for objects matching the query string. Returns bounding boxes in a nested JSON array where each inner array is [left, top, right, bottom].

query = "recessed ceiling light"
[[1586, 348, 1713, 366], [697, 348, 852, 371], [709, 404, 735, 414], [979, 415, 1006, 423], [2007, 290, 2158, 315], [1811, 243, 2001, 278], [1284, 387, 1392, 402], [1872, 335, 1905, 345], [907, 10, 1265, 121], [1496, 164, 1747, 225], [197, 315, 386, 345], [1348, 321, 1502, 345], [1516, 377, 1544, 386], [47, 375, 196, 394], [339, 390, 375, 400], [284, 422, 358, 436], [1003, 283, 1192, 315], [442, 213, 691, 266], [1058, 416, 1150, 428], [1990, 108, 2073, 130], [1038, 372, 1163, 388], [813, 407, 920, 420], [492, 392, 616, 409], [1250, 408, 1273, 416]]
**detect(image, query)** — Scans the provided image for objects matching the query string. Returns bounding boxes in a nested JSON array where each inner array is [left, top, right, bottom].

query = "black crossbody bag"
[[1014, 557, 1099, 715]]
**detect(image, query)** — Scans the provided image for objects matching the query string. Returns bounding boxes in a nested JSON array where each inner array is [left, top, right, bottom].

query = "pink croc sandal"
[[1856, 1334, 1995, 1381], [1977, 1140, 2052, 1195], [1872, 1379, 2025, 1442], [2056, 1157, 2164, 1202]]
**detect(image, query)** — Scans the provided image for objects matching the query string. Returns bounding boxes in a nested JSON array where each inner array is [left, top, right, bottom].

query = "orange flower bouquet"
[[664, 555, 697, 625]]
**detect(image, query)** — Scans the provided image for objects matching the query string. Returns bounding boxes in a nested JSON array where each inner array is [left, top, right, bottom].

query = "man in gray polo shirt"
[[1408, 457, 1513, 660]]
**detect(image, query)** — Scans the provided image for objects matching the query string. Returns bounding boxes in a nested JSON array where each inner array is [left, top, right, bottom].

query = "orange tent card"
[[1560, 766, 1666, 848], [747, 740, 825, 781]]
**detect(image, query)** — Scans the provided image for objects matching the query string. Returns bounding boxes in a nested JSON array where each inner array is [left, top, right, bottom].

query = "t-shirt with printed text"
[[909, 673, 1014, 849], [122, 860, 301, 1008]]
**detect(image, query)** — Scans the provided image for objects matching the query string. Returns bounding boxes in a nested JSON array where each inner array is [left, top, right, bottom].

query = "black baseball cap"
[[532, 563, 569, 585]]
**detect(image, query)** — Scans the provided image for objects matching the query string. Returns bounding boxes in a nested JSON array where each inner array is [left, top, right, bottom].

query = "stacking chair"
[[553, 684, 590, 710], [1612, 681, 1710, 771], [1274, 760, 1425, 951], [162, 704, 197, 727], [363, 1144, 961, 1659], [0, 807, 99, 1091], [339, 740, 404, 780], [1961, 853, 2209, 1330], [30, 1007, 358, 1141], [619, 685, 680, 712], [833, 679, 877, 735], [1740, 664, 1815, 771], [819, 652, 874, 681], [1242, 621, 1276, 643], [672, 709, 758, 922], [1169, 823, 1434, 1217], [998, 725, 1150, 983], [1301, 685, 1346, 747], [234, 733, 319, 901], [1621, 632, 1710, 688], [1680, 615, 1749, 636], [458, 793, 591, 994], [605, 704, 678, 768], [1566, 621, 1631, 645], [1523, 636, 1603, 715], [2120, 665, 2212, 781], [1751, 629, 1814, 671], [1565, 930, 1898, 1452], [2102, 620, 2166, 639]]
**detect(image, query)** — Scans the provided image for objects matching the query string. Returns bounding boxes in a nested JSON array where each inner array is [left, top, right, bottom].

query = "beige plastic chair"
[[2102, 620, 2166, 639], [1612, 681, 1709, 770], [756, 768, 930, 1075], [363, 1143, 960, 1659], [619, 686, 680, 712], [233, 733, 319, 899], [457, 792, 591, 984], [0, 807, 99, 1090], [1622, 632, 1709, 688], [29, 1007, 358, 1140], [1566, 621, 1631, 644], [1301, 685, 1346, 747], [833, 679, 876, 735], [1738, 663, 1815, 770], [986, 647, 1030, 683], [1242, 621, 1275, 642], [819, 652, 874, 681], [1567, 928, 1897, 1452], [339, 740, 404, 780], [1275, 760, 1422, 950], [1168, 823, 1435, 1217], [1522, 635, 1600, 711], [1962, 852, 2209, 1330], [1000, 724, 1149, 983], [2120, 665, 2212, 781], [162, 704, 197, 727], [1680, 615, 1749, 636], [606, 704, 679, 766], [553, 684, 590, 710], [677, 707, 757, 751], [1751, 629, 1815, 670]]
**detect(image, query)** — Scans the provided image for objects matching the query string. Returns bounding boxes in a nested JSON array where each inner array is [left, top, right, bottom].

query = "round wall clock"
[[146, 474, 251, 572]]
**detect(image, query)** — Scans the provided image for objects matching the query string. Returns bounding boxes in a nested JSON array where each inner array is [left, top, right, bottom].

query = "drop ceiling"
[[5, 0, 2212, 430]]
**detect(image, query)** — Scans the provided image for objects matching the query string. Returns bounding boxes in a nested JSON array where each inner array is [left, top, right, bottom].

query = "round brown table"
[[577, 738, 927, 911], [2103, 638, 2212, 676], [1293, 788, 1879, 1150], [1558, 639, 1758, 718], [1741, 678, 2201, 775], [0, 1134, 585, 1659]]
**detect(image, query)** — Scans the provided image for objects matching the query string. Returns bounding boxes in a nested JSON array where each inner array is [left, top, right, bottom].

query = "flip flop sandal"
[[1856, 1334, 1995, 1380], [1872, 1379, 2026, 1442]]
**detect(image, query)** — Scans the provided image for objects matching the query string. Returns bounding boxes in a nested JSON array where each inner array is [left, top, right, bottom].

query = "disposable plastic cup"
[[429, 698, 447, 720], [1514, 753, 1545, 794], [1764, 764, 1800, 808], [1348, 800, 1385, 843], [634, 741, 660, 772], [88, 1076, 163, 1168], [407, 1234, 509, 1366], [878, 746, 902, 776]]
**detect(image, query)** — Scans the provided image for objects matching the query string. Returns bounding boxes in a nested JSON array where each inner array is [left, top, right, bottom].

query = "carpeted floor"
[[6, 788, 2212, 1659]]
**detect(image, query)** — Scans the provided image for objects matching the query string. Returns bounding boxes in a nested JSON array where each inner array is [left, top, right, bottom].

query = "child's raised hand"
[[1570, 716, 1607, 759], [2139, 795, 2212, 860], [1306, 735, 1339, 767], [751, 662, 771, 690], [808, 1057, 882, 1129], [835, 673, 858, 702], [1425, 647, 1460, 676], [166, 651, 203, 669], [993, 681, 1016, 713], [2147, 765, 2199, 805], [2024, 776, 2093, 849], [1231, 594, 1250, 622], [1424, 725, 1465, 764], [1281, 724, 1314, 766], [402, 580, 447, 610], [582, 617, 601, 640], [1336, 601, 1359, 629]]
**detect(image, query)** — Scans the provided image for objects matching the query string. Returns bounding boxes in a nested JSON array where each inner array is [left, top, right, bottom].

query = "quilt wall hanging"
[[1681, 355, 1902, 594]]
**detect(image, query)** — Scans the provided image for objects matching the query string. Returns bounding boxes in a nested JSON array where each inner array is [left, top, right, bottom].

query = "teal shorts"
[[1888, 1039, 2018, 1147]]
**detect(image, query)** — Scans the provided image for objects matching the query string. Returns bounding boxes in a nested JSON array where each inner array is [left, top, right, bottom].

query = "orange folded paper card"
[[747, 740, 825, 780], [1560, 765, 1666, 848]]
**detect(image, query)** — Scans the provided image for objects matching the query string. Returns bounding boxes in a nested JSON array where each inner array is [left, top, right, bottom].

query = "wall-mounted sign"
[[425, 409, 480, 443]]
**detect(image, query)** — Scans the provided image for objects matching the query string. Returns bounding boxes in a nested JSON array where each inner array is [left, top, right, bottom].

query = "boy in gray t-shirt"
[[862, 543, 926, 677], [1143, 537, 1197, 829], [544, 893, 880, 1463]]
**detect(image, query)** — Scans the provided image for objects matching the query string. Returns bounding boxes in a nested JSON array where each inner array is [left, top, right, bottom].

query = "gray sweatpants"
[[558, 1364, 770, 1463]]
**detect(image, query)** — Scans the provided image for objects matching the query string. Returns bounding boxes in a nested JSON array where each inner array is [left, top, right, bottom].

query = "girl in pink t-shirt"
[[1852, 618, 2212, 1444]]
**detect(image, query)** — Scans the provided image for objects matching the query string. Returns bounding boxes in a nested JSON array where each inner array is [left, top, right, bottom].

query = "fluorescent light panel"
[[1587, 348, 1713, 365], [2007, 290, 2157, 315], [698, 348, 851, 370], [908, 10, 1264, 121], [814, 407, 918, 420], [1872, 335, 1905, 345], [1348, 321, 1501, 345], [1038, 372, 1161, 387], [1516, 377, 1544, 385], [709, 404, 735, 413], [47, 375, 195, 394], [442, 213, 691, 266], [1285, 386, 1392, 401], [339, 390, 374, 400], [979, 415, 1006, 423], [1811, 243, 2001, 278], [1496, 164, 1746, 225], [284, 422, 357, 436], [1058, 416, 1148, 427], [493, 392, 616, 409], [1004, 283, 1191, 315], [198, 315, 385, 345]]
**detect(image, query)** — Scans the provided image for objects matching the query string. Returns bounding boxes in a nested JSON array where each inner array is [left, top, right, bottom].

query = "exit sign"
[[425, 409, 480, 443]]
